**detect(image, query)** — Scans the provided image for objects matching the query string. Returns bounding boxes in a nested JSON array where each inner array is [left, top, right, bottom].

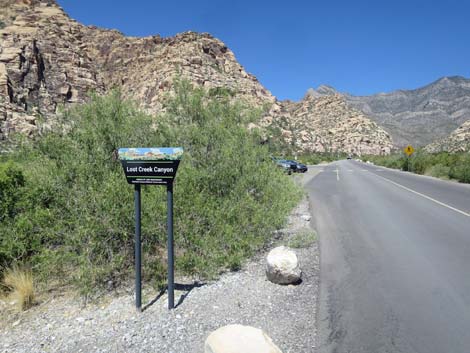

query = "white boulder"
[[266, 246, 301, 284], [204, 324, 283, 353]]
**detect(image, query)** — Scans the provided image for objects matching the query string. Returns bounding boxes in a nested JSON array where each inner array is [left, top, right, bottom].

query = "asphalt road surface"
[[307, 160, 470, 353]]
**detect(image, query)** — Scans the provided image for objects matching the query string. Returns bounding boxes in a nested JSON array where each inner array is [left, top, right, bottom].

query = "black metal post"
[[134, 184, 142, 312], [167, 181, 175, 309]]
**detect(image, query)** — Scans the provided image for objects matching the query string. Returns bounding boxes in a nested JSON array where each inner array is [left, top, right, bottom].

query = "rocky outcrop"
[[342, 76, 470, 147], [264, 94, 393, 155], [0, 0, 391, 155], [0, 0, 105, 140], [0, 0, 274, 141], [424, 120, 470, 153], [204, 325, 283, 353]]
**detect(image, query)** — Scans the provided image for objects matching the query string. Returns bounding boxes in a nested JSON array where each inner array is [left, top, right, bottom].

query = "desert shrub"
[[2, 265, 35, 311], [0, 161, 25, 221], [366, 154, 407, 170], [449, 154, 470, 183], [0, 83, 301, 294], [425, 164, 451, 179], [366, 150, 470, 183], [287, 228, 316, 248]]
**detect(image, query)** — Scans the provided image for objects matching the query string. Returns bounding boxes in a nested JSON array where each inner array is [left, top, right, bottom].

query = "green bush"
[[0, 82, 301, 294], [366, 150, 470, 183], [450, 154, 470, 183], [0, 161, 25, 221], [425, 164, 451, 179]]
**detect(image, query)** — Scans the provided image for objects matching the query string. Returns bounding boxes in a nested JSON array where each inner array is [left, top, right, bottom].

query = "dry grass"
[[2, 266, 35, 311]]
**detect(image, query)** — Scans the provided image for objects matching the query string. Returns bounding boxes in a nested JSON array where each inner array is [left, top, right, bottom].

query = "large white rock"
[[204, 324, 283, 353], [266, 246, 301, 284]]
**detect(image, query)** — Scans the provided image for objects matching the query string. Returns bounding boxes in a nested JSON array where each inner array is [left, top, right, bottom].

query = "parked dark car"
[[286, 160, 308, 173], [274, 158, 297, 174]]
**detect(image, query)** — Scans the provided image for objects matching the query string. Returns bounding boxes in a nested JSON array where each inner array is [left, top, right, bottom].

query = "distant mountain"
[[343, 76, 470, 147]]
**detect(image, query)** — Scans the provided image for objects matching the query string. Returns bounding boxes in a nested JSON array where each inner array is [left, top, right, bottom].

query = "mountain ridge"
[[341, 76, 470, 147], [0, 0, 393, 155]]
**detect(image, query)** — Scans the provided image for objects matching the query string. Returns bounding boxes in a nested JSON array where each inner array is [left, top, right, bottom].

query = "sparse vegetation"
[[287, 228, 316, 248], [0, 80, 301, 296], [2, 265, 35, 311], [365, 150, 470, 183], [208, 86, 236, 98]]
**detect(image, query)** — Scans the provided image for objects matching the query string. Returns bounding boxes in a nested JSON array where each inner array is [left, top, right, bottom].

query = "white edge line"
[[374, 174, 470, 218]]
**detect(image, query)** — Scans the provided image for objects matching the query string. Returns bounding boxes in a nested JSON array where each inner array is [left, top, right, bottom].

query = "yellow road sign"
[[404, 145, 414, 156]]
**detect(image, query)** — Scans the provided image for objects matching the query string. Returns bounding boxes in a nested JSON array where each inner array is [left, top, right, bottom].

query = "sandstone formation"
[[264, 94, 393, 155], [266, 246, 302, 285], [0, 0, 273, 142], [204, 324, 283, 353], [1, 0, 392, 155], [424, 120, 470, 153]]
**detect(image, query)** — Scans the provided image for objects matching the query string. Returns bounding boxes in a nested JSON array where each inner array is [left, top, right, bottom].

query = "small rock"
[[204, 324, 283, 353], [300, 214, 311, 221], [266, 246, 302, 285]]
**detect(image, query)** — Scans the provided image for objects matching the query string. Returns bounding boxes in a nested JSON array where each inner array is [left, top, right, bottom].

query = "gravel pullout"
[[1, 175, 320, 353]]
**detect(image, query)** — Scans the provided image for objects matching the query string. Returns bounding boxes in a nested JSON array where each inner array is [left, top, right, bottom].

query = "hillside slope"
[[0, 0, 391, 155], [343, 76, 470, 147], [424, 120, 470, 153], [264, 94, 392, 155]]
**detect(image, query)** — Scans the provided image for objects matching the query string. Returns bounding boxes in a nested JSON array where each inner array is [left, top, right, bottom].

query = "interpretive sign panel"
[[118, 147, 183, 311], [118, 147, 183, 185]]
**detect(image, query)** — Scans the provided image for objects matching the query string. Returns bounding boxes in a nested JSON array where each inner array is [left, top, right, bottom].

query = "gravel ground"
[[1, 171, 320, 353]]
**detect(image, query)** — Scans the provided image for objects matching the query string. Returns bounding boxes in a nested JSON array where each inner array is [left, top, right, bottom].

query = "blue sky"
[[58, 0, 469, 100]]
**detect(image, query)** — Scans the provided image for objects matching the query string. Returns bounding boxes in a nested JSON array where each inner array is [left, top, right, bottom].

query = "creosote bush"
[[0, 81, 301, 295]]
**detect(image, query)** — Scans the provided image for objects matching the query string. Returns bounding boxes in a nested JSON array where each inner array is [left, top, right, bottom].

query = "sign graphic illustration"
[[118, 147, 183, 185]]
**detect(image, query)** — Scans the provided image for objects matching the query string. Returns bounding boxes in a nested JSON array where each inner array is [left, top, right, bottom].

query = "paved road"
[[307, 160, 470, 353]]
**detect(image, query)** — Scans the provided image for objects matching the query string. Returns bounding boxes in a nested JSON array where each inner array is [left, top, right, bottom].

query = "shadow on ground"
[[142, 281, 205, 311]]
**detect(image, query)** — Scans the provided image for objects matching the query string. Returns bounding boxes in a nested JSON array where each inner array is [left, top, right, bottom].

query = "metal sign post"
[[134, 184, 142, 311], [118, 147, 183, 312], [404, 145, 414, 172], [167, 181, 174, 309]]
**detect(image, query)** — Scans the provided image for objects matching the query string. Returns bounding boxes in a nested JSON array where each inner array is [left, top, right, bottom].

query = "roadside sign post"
[[167, 181, 174, 309], [118, 147, 183, 311], [134, 184, 142, 311], [404, 145, 414, 172]]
